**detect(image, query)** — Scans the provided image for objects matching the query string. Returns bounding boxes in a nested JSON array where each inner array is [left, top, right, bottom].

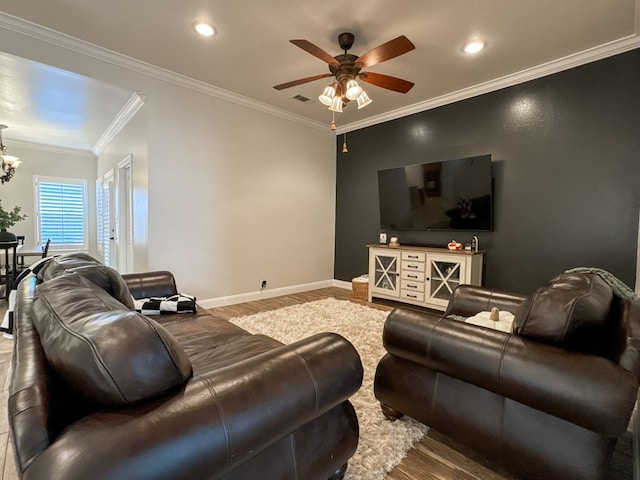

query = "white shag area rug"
[[229, 298, 427, 480]]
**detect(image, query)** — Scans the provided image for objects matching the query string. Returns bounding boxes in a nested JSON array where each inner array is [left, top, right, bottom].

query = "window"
[[35, 176, 88, 250]]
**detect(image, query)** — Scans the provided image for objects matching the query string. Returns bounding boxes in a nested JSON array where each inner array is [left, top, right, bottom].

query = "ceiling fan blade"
[[290, 39, 339, 65], [273, 73, 333, 90], [355, 35, 415, 69], [359, 72, 415, 93]]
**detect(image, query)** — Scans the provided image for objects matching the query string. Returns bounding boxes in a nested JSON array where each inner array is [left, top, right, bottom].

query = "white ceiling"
[[0, 0, 639, 152]]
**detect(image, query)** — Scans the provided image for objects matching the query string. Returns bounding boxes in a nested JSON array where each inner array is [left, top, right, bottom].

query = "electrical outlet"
[[261, 280, 267, 289]]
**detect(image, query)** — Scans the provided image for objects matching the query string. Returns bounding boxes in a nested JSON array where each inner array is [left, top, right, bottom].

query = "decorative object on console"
[[447, 240, 463, 251], [0, 125, 21, 185], [472, 235, 479, 252], [389, 236, 399, 247]]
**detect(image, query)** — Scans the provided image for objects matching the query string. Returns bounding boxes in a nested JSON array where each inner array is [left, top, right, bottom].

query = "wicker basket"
[[352, 277, 369, 301]]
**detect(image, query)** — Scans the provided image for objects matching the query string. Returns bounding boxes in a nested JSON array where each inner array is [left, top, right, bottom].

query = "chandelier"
[[0, 125, 21, 185]]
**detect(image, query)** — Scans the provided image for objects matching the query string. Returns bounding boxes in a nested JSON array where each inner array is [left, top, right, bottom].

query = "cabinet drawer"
[[402, 261, 425, 273], [401, 290, 425, 302], [401, 279, 425, 292], [401, 270, 423, 281], [402, 251, 426, 263]]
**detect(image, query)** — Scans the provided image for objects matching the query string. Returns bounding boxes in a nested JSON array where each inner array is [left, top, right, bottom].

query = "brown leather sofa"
[[374, 273, 640, 480], [9, 254, 363, 480]]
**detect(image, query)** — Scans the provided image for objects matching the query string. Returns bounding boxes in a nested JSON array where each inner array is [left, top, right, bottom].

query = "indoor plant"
[[0, 200, 27, 242]]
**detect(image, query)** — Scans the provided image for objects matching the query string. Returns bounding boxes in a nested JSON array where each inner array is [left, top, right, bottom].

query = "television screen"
[[377, 154, 493, 231]]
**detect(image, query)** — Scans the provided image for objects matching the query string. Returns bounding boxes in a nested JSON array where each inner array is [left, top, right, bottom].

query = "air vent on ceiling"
[[291, 94, 311, 103]]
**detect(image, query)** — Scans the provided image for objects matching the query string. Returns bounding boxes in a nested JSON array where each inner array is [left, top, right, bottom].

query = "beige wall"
[[0, 24, 337, 303], [0, 143, 97, 256], [97, 108, 149, 273]]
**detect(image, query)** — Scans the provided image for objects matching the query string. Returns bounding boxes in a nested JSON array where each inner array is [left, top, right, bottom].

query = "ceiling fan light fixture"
[[328, 96, 343, 113], [356, 91, 372, 109], [318, 85, 336, 106], [193, 21, 215, 37], [345, 79, 363, 101]]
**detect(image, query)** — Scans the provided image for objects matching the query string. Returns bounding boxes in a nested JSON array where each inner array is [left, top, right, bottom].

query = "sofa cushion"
[[32, 272, 193, 405], [38, 253, 134, 309], [513, 273, 614, 355]]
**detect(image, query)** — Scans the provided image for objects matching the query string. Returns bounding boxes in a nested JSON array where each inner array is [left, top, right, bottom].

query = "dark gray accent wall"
[[334, 48, 640, 294]]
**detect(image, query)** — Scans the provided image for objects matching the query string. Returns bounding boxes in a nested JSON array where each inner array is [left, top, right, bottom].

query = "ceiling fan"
[[274, 32, 415, 112]]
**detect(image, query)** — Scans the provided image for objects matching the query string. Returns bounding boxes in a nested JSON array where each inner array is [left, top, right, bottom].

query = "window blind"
[[36, 179, 87, 248]]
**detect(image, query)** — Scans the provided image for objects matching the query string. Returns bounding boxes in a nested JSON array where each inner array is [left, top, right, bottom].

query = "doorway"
[[116, 155, 134, 273]]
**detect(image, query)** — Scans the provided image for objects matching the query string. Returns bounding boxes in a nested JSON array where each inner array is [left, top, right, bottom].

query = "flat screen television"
[[377, 154, 493, 231]]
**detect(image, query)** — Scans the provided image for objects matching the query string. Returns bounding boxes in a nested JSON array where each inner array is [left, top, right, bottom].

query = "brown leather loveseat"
[[374, 272, 640, 480], [9, 253, 363, 480]]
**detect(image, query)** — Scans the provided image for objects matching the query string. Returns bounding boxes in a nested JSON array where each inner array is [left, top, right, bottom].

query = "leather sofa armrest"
[[444, 285, 527, 317], [383, 308, 637, 436], [122, 270, 178, 300], [22, 332, 363, 480]]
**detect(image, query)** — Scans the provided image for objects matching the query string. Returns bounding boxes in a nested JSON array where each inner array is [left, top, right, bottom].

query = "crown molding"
[[92, 92, 147, 156], [1, 10, 639, 138], [339, 33, 640, 134], [0, 12, 328, 133], [6, 139, 95, 157]]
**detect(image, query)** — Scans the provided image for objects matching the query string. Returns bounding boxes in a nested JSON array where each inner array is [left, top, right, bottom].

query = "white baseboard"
[[333, 279, 353, 290], [199, 279, 351, 309]]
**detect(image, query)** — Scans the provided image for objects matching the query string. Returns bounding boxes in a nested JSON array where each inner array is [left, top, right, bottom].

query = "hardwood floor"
[[0, 288, 633, 479]]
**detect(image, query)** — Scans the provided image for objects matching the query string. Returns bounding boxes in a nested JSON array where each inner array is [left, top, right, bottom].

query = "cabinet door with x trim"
[[426, 253, 467, 309], [369, 249, 401, 298]]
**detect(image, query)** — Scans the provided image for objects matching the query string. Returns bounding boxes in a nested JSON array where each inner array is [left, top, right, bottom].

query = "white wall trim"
[[338, 33, 640, 134], [198, 280, 334, 309], [198, 279, 351, 308], [199, 279, 353, 308], [0, 12, 328, 133], [3, 11, 640, 137], [6, 139, 94, 157], [333, 279, 353, 290], [92, 93, 147, 156]]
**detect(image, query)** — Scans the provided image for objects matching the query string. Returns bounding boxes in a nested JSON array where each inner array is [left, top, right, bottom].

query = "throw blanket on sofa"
[[565, 267, 639, 300], [133, 294, 197, 315]]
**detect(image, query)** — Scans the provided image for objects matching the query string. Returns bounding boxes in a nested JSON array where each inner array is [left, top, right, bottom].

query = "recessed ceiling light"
[[462, 40, 485, 54], [193, 21, 215, 37]]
